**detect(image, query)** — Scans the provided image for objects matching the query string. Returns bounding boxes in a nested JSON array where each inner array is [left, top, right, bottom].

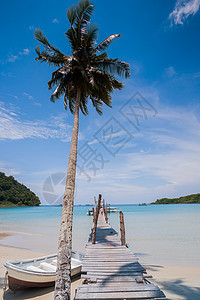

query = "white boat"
[[4, 250, 83, 291], [107, 207, 120, 213], [87, 209, 93, 216]]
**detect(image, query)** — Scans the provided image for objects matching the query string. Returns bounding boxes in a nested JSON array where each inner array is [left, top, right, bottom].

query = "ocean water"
[[0, 204, 200, 267]]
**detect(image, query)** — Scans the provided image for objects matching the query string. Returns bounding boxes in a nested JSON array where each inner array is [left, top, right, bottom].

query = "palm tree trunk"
[[54, 87, 81, 300]]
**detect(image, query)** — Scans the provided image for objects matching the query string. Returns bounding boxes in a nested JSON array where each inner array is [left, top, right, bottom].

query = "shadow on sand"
[[3, 286, 54, 299], [157, 278, 200, 300], [143, 265, 200, 300], [1, 275, 81, 299]]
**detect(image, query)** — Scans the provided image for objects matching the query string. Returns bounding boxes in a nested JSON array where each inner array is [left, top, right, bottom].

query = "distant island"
[[151, 193, 200, 204], [0, 172, 41, 207]]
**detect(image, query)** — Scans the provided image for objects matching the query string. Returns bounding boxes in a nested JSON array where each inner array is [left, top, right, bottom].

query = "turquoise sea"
[[0, 204, 200, 267]]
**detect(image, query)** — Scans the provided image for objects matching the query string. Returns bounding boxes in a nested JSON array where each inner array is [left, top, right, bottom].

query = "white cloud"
[[0, 102, 72, 142], [29, 26, 35, 30], [163, 66, 177, 78], [1, 72, 16, 78], [19, 49, 30, 56], [169, 0, 200, 25], [52, 18, 59, 24], [7, 94, 19, 99], [5, 48, 30, 63], [7, 54, 18, 63], [23, 92, 34, 100], [0, 162, 20, 176], [34, 102, 42, 107]]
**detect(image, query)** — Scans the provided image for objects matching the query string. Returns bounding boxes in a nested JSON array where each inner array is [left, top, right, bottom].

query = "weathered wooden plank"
[[83, 257, 138, 260], [85, 255, 136, 258], [79, 284, 148, 289], [82, 267, 145, 275], [75, 290, 165, 299], [82, 264, 143, 269], [78, 285, 160, 292], [86, 247, 129, 250], [85, 271, 144, 276], [82, 265, 144, 268], [83, 260, 141, 267], [83, 264, 144, 270], [82, 263, 141, 268], [81, 275, 152, 281], [85, 251, 134, 254]]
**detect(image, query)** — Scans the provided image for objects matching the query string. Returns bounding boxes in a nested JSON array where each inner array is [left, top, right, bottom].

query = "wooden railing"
[[91, 194, 126, 246]]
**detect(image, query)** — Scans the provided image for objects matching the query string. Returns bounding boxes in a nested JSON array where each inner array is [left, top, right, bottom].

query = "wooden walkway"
[[75, 209, 165, 299]]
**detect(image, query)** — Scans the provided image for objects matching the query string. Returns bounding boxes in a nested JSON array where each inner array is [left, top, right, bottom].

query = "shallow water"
[[0, 204, 199, 267]]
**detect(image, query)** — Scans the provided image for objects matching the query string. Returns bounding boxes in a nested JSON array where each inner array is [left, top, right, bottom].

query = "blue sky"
[[0, 0, 200, 204]]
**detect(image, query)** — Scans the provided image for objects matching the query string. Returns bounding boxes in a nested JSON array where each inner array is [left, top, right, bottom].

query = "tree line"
[[152, 193, 200, 204], [0, 172, 40, 207]]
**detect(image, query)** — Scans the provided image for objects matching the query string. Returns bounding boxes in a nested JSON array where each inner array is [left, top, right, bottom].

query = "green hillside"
[[0, 172, 40, 207], [152, 193, 200, 204]]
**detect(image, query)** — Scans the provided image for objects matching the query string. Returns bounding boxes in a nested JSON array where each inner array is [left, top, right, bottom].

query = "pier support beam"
[[105, 203, 108, 223], [120, 211, 126, 246], [92, 194, 102, 244]]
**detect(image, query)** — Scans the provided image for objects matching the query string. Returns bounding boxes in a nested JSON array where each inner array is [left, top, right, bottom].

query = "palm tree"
[[34, 0, 130, 299]]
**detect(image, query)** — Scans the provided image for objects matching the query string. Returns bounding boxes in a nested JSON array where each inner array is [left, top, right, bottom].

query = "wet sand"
[[0, 233, 12, 240]]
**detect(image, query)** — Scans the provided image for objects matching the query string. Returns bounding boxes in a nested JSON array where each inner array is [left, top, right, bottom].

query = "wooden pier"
[[75, 196, 165, 299]]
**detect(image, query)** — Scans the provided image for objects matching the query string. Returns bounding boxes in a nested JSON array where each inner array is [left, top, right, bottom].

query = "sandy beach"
[[145, 263, 200, 299], [0, 243, 199, 300]]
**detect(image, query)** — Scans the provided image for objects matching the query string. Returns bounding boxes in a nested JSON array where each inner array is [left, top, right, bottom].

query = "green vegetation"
[[152, 193, 200, 204], [0, 172, 40, 207]]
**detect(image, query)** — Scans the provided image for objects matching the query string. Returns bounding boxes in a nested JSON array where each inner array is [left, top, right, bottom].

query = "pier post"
[[103, 199, 106, 220], [92, 194, 102, 244], [92, 207, 95, 223], [94, 196, 97, 211], [105, 203, 108, 223], [97, 194, 101, 215], [120, 211, 126, 246]]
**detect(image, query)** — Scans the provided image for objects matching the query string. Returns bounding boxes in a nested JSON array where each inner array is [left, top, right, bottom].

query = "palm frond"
[[95, 58, 131, 78], [66, 27, 77, 52], [66, 4, 76, 25], [64, 97, 68, 111], [50, 83, 65, 102], [35, 48, 66, 67], [94, 34, 121, 53], [90, 96, 103, 115], [80, 4, 94, 38], [68, 96, 76, 114], [76, 0, 94, 28], [108, 75, 124, 90], [34, 29, 71, 66], [34, 29, 64, 56], [48, 72, 63, 90], [73, 0, 94, 45], [80, 97, 89, 115], [35, 45, 41, 57], [85, 24, 99, 49]]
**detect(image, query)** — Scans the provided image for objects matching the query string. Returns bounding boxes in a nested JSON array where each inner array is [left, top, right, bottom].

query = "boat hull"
[[8, 276, 55, 291], [7, 265, 82, 291]]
